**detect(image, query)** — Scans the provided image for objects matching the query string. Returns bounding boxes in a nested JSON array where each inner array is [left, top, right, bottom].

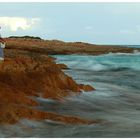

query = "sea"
[[0, 45, 140, 137]]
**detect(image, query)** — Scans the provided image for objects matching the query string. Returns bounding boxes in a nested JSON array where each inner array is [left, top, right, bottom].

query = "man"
[[0, 27, 5, 60]]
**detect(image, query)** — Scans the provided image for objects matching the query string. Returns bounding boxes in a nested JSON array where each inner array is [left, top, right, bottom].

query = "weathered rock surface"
[[5, 38, 140, 55], [0, 40, 95, 124], [57, 63, 68, 69]]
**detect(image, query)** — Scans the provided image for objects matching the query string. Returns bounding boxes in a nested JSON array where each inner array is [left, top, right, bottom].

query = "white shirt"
[[0, 42, 5, 48]]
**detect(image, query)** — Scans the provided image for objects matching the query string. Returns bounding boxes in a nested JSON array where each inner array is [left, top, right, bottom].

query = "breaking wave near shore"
[[52, 52, 140, 137], [1, 51, 140, 137], [55, 51, 140, 71]]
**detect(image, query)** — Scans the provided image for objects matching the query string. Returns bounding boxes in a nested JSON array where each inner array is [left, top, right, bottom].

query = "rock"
[[0, 47, 95, 124], [5, 38, 138, 55], [57, 63, 68, 69], [0, 104, 97, 125], [79, 84, 95, 91]]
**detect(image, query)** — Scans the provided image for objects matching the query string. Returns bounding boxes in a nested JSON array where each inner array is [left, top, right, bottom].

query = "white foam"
[[104, 50, 140, 56], [55, 52, 140, 71], [37, 97, 55, 103]]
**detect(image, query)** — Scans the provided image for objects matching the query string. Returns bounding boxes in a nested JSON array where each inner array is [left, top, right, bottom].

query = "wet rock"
[[79, 84, 95, 91], [0, 104, 97, 125], [57, 63, 68, 69], [0, 44, 95, 124]]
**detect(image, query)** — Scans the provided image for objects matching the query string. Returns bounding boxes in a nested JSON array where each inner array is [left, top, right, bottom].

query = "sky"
[[0, 3, 140, 45]]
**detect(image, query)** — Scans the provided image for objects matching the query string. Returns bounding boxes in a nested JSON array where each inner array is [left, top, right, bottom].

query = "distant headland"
[[6, 36, 140, 55]]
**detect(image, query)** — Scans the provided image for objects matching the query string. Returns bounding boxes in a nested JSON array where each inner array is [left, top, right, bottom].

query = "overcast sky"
[[0, 3, 140, 45]]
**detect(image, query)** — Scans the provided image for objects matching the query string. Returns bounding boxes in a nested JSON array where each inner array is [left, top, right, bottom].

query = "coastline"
[[5, 38, 140, 55], [0, 38, 96, 125], [0, 37, 139, 125]]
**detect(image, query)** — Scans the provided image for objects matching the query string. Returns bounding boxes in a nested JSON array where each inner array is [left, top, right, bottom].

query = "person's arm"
[[0, 39, 5, 48], [0, 38, 5, 44]]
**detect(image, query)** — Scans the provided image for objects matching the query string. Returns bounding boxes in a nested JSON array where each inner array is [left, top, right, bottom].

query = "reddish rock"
[[5, 38, 138, 55], [0, 46, 95, 124], [0, 104, 97, 125], [57, 63, 68, 69], [79, 84, 95, 91]]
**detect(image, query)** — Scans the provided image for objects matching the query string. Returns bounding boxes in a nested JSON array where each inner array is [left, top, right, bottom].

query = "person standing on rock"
[[0, 26, 5, 61]]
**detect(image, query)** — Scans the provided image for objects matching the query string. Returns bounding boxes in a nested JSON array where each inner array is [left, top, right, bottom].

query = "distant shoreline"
[[7, 35, 140, 47], [5, 37, 140, 55]]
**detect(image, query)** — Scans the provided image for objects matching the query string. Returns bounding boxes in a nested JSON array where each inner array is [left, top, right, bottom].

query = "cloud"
[[0, 17, 40, 31]]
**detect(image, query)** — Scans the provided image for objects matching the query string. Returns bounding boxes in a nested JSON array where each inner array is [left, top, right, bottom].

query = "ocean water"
[[1, 51, 140, 137]]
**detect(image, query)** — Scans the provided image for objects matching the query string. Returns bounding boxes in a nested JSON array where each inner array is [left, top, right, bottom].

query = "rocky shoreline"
[[0, 38, 95, 125], [0, 37, 138, 125], [6, 38, 140, 55]]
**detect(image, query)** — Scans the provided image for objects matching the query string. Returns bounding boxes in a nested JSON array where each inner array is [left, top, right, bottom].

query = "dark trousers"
[[0, 47, 4, 58]]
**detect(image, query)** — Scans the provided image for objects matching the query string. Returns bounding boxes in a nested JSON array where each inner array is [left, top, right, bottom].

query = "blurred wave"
[[1, 52, 140, 137]]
